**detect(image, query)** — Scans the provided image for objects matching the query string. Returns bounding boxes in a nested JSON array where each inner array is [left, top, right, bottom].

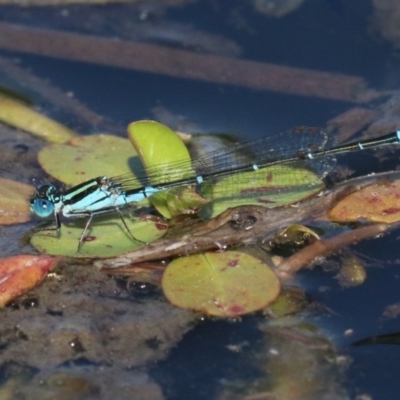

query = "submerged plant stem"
[[0, 22, 379, 102]]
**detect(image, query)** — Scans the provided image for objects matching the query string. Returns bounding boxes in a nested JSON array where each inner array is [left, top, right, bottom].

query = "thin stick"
[[0, 22, 379, 103], [278, 223, 398, 275]]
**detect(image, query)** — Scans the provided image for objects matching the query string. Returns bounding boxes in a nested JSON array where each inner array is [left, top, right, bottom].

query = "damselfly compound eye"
[[32, 199, 54, 218]]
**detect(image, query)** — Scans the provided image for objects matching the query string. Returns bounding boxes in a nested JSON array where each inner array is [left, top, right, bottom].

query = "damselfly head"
[[30, 184, 59, 218]]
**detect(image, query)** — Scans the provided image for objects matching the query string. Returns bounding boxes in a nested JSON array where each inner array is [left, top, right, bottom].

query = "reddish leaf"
[[328, 180, 400, 223], [0, 255, 59, 307]]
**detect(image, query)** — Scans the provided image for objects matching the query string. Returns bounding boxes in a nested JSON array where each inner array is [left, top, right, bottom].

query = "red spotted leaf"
[[328, 180, 400, 223], [162, 250, 281, 317], [0, 255, 59, 307]]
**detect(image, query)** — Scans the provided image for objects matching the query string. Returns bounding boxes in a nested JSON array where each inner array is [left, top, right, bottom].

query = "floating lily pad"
[[0, 255, 58, 307], [162, 250, 281, 317], [30, 212, 168, 258], [38, 134, 139, 185], [128, 120, 193, 183], [0, 91, 76, 143], [328, 180, 400, 223], [128, 120, 206, 218], [0, 178, 34, 225], [202, 164, 324, 217]]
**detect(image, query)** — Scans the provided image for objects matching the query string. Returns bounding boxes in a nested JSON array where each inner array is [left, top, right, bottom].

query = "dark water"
[[1, 0, 400, 399]]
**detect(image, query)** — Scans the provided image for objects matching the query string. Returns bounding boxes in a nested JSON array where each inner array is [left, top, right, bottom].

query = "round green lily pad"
[[30, 212, 168, 258], [162, 250, 281, 317], [38, 134, 139, 185]]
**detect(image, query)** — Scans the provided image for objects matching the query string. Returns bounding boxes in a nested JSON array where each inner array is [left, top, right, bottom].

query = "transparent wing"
[[110, 127, 335, 192]]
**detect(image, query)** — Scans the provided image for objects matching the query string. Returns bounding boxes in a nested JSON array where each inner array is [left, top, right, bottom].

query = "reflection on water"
[[0, 0, 400, 399]]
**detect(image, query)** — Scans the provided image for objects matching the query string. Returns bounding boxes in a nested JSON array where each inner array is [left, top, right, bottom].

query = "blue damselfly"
[[30, 127, 400, 249]]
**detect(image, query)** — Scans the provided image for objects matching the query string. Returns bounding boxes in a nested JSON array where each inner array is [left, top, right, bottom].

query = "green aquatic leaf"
[[0, 91, 76, 143], [128, 120, 193, 183], [162, 250, 281, 317], [30, 212, 168, 258], [128, 120, 206, 218], [201, 164, 324, 218], [38, 134, 140, 185], [149, 186, 209, 218]]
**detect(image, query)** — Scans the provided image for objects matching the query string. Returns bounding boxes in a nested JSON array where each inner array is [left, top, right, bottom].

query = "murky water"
[[1, 0, 400, 399]]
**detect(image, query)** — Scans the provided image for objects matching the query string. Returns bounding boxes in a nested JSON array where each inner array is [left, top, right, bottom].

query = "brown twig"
[[0, 22, 380, 103], [277, 222, 396, 275]]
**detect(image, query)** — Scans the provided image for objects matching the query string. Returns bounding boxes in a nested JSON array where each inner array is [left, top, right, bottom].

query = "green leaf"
[[38, 134, 139, 185], [128, 120, 206, 218], [0, 91, 76, 143], [162, 250, 281, 317], [30, 212, 168, 258], [201, 164, 324, 218], [149, 186, 209, 218], [128, 120, 193, 183]]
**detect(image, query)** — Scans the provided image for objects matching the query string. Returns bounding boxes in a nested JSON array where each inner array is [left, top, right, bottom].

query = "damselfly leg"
[[76, 207, 145, 252]]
